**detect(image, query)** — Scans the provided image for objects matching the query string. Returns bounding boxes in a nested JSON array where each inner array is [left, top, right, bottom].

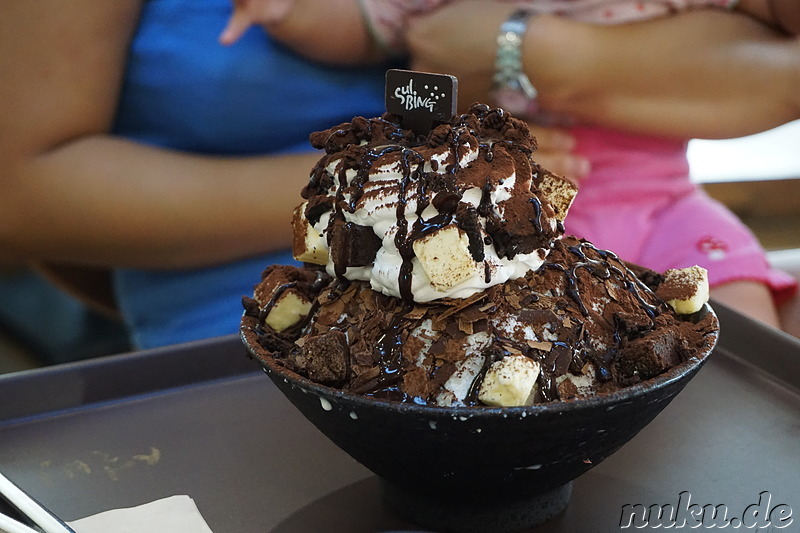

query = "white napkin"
[[67, 495, 213, 533]]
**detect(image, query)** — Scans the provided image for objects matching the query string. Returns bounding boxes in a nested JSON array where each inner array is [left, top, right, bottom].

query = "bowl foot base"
[[381, 479, 572, 533]]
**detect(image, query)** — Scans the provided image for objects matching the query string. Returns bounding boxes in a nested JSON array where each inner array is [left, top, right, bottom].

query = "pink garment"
[[360, 0, 738, 53], [360, 0, 797, 302], [563, 127, 797, 303]]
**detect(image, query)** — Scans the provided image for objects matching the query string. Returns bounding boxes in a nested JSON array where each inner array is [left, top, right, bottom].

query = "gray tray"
[[1, 302, 798, 532]]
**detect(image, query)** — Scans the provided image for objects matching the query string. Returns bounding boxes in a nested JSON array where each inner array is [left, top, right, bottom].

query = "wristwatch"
[[490, 9, 539, 117]]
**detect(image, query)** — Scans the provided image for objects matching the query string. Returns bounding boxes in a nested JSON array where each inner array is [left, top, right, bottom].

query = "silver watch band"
[[491, 9, 538, 116]]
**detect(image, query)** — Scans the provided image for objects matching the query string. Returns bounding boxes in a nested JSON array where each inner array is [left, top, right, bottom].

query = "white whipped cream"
[[311, 144, 552, 302]]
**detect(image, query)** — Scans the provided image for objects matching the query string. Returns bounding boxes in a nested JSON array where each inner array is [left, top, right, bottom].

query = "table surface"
[[1, 303, 798, 533]]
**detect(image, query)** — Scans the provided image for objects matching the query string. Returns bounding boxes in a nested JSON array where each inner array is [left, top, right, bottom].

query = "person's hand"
[[527, 124, 591, 184], [219, 0, 295, 45], [406, 1, 514, 109], [406, 3, 589, 182]]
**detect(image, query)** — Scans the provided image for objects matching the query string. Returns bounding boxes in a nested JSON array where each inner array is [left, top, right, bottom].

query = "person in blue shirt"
[[0, 0, 393, 349]]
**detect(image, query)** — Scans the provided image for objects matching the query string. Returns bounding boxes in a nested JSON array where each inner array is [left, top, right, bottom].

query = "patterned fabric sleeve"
[[357, 0, 448, 56], [680, 0, 740, 8], [357, 0, 741, 54]]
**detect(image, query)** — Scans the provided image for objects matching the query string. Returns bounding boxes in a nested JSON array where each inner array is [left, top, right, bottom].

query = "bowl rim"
[[240, 306, 718, 419]]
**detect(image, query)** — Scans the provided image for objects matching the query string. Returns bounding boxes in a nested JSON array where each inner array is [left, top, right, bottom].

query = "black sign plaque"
[[385, 69, 458, 136]]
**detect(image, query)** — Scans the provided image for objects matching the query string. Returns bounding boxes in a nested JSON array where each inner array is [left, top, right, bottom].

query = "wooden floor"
[[744, 214, 800, 251], [702, 178, 800, 251]]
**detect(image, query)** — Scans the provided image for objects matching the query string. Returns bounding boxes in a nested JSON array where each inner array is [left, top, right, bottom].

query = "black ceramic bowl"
[[241, 309, 718, 533]]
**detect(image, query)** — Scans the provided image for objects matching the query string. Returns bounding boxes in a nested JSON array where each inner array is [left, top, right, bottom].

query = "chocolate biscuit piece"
[[328, 220, 382, 269], [254, 264, 320, 306], [616, 329, 682, 380], [302, 330, 350, 385]]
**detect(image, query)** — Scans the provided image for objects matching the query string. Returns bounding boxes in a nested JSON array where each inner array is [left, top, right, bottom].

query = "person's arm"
[[407, 2, 800, 140], [0, 0, 317, 269], [220, 0, 385, 65], [532, 9, 800, 139], [737, 0, 800, 35]]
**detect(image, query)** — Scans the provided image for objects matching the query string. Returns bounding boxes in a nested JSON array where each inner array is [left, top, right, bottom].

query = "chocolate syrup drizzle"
[[373, 310, 406, 389], [248, 108, 705, 407], [393, 148, 426, 303], [451, 240, 666, 405], [532, 241, 665, 398], [302, 107, 596, 403], [327, 122, 479, 396], [566, 242, 662, 319], [253, 270, 331, 339], [258, 281, 297, 323], [310, 103, 555, 303]]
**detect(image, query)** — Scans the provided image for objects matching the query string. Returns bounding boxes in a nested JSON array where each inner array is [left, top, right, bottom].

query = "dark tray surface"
[[0, 303, 798, 532]]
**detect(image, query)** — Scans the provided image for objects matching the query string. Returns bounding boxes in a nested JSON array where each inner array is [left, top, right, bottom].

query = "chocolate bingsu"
[[241, 103, 717, 407]]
